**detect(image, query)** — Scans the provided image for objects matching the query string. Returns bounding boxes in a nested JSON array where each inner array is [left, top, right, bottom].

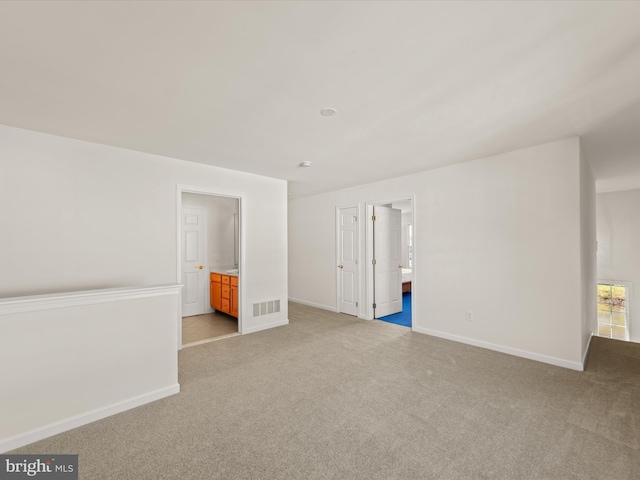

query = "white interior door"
[[181, 207, 206, 317], [338, 207, 358, 316], [373, 206, 402, 318]]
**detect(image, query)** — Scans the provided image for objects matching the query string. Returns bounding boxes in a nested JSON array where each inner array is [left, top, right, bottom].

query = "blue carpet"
[[378, 292, 412, 327]]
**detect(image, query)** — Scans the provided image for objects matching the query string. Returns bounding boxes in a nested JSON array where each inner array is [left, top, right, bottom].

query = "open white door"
[[338, 206, 358, 316], [373, 206, 402, 318], [181, 207, 206, 317]]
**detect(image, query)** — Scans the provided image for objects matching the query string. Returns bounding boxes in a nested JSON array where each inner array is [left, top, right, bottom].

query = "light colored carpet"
[[12, 302, 640, 479]]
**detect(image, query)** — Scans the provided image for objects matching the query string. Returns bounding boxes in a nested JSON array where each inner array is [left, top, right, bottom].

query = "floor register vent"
[[253, 300, 280, 317]]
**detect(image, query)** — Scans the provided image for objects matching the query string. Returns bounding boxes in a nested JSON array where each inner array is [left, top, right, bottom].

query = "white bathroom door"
[[181, 207, 206, 317], [338, 207, 358, 316], [373, 206, 402, 318]]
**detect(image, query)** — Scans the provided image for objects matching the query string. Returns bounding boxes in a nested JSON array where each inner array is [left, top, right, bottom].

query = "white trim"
[[582, 332, 593, 368], [182, 332, 240, 348], [0, 384, 180, 454], [410, 195, 417, 332], [0, 284, 181, 316], [413, 326, 585, 371], [289, 297, 337, 312], [335, 207, 340, 313], [366, 204, 375, 320], [177, 184, 245, 350], [242, 319, 289, 334]]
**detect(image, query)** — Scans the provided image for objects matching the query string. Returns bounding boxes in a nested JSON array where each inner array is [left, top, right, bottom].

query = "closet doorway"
[[177, 186, 242, 349]]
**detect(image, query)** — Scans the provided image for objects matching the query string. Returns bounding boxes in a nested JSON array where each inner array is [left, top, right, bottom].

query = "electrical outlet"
[[466, 310, 473, 322]]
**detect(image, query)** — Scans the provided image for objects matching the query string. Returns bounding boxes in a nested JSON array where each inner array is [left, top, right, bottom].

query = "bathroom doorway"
[[177, 186, 242, 348]]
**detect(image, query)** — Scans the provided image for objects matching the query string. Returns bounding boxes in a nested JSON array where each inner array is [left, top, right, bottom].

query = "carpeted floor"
[[12, 302, 640, 479], [378, 292, 412, 327]]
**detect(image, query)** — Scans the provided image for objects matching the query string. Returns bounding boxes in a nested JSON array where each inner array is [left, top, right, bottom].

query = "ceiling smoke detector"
[[320, 108, 337, 116], [299, 161, 313, 168]]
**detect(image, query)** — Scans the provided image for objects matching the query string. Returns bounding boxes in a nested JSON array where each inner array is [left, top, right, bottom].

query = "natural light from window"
[[597, 283, 629, 341]]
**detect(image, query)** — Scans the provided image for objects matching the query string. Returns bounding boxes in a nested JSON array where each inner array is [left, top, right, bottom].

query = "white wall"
[[182, 193, 238, 268], [0, 125, 288, 333], [580, 145, 597, 359], [0, 285, 180, 452], [597, 188, 640, 342], [289, 137, 593, 369]]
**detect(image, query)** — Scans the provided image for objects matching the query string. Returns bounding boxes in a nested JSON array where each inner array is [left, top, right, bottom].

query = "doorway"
[[597, 281, 631, 341], [366, 198, 414, 328], [177, 186, 242, 349]]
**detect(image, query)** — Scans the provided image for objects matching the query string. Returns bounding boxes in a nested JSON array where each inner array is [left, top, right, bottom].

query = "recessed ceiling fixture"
[[299, 161, 313, 167], [320, 108, 337, 116]]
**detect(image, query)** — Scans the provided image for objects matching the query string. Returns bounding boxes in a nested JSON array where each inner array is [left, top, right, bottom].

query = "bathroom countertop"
[[210, 267, 239, 277]]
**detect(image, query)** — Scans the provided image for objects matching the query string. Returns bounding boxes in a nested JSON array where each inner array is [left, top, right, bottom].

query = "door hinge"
[[372, 215, 376, 221], [353, 216, 357, 222], [373, 303, 377, 309], [355, 259, 358, 265], [372, 259, 376, 265], [356, 301, 358, 307]]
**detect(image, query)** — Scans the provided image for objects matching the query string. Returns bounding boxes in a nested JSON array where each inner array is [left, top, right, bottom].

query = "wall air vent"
[[253, 300, 281, 317]]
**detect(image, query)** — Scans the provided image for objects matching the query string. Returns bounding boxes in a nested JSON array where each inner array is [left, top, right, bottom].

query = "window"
[[597, 282, 630, 341]]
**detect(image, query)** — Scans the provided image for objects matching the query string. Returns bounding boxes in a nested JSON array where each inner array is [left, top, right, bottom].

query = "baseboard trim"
[[288, 298, 337, 312], [413, 326, 584, 371], [0, 383, 180, 453], [243, 319, 289, 334], [582, 332, 594, 369]]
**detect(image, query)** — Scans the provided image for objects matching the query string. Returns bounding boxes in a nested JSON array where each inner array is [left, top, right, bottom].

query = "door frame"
[[176, 184, 245, 350], [335, 204, 361, 316], [365, 196, 416, 328]]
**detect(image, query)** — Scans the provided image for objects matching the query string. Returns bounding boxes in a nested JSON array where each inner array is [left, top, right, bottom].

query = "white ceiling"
[[1, 1, 640, 198]]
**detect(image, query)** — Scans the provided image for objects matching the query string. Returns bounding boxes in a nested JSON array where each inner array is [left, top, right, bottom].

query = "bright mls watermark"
[[0, 455, 77, 479]]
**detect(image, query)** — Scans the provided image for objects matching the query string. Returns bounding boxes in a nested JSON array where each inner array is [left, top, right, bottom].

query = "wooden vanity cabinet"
[[230, 276, 238, 317], [210, 273, 222, 311], [210, 273, 238, 318]]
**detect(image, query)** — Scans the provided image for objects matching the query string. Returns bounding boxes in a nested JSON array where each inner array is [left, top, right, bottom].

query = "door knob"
[[196, 265, 203, 269], [338, 265, 343, 269], [398, 264, 403, 268]]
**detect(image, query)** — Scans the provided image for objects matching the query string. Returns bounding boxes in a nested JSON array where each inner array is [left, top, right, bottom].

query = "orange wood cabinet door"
[[211, 273, 238, 318], [220, 276, 231, 314], [230, 285, 238, 317], [221, 284, 230, 300], [210, 273, 222, 310]]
